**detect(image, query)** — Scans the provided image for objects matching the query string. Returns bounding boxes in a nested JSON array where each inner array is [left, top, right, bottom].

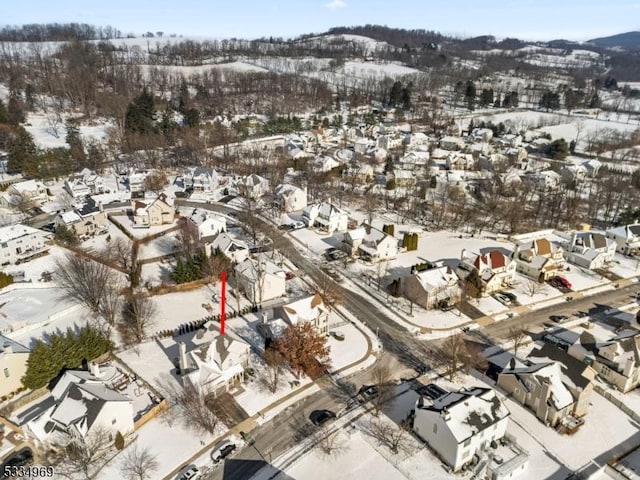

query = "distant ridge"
[[588, 31, 640, 50]]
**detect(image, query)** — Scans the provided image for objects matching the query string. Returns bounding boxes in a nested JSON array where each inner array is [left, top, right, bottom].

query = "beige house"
[[131, 193, 173, 228], [513, 238, 565, 282], [498, 344, 595, 429], [403, 263, 461, 309], [55, 198, 108, 238], [6, 180, 49, 205], [0, 335, 30, 398]]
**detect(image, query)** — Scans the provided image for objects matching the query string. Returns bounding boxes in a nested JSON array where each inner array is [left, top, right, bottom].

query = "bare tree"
[[315, 274, 343, 307], [259, 347, 286, 393], [157, 375, 219, 435], [119, 445, 159, 480], [105, 237, 135, 272], [524, 279, 547, 297], [367, 419, 411, 454], [439, 333, 469, 382], [370, 359, 396, 416], [143, 171, 168, 195], [11, 191, 36, 224], [508, 327, 527, 357], [119, 293, 156, 344], [97, 280, 124, 328], [48, 426, 113, 480], [55, 252, 118, 314], [318, 427, 346, 457]]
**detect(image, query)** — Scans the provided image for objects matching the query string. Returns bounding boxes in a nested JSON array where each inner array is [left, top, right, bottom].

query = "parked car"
[[550, 314, 569, 323], [309, 409, 336, 426], [292, 221, 305, 229], [285, 272, 294, 280], [175, 465, 200, 480], [211, 439, 236, 463], [550, 276, 572, 290], [493, 292, 512, 306], [331, 331, 345, 341], [497, 291, 517, 303], [358, 385, 378, 401]]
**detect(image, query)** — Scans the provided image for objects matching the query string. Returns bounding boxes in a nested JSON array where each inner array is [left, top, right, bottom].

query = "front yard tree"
[[368, 419, 411, 454], [371, 359, 396, 416], [509, 327, 527, 357], [524, 278, 546, 297], [439, 333, 470, 382], [48, 426, 112, 480], [119, 445, 159, 480], [275, 322, 331, 378], [143, 170, 168, 195], [157, 374, 219, 435], [261, 347, 286, 393]]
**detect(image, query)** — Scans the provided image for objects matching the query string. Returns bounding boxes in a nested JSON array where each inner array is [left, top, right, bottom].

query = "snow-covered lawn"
[[512, 274, 563, 306], [114, 217, 178, 239], [326, 323, 370, 372], [563, 265, 609, 291], [476, 296, 509, 315], [2, 245, 67, 283], [8, 305, 89, 349], [96, 415, 218, 480], [137, 233, 179, 260], [147, 287, 219, 334], [609, 254, 640, 280], [140, 261, 171, 286]]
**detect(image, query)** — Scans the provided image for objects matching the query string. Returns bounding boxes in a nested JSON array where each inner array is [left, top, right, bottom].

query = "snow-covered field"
[[23, 112, 114, 149]]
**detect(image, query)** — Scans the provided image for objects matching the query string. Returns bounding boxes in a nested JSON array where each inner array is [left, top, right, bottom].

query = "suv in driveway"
[[176, 465, 200, 480], [211, 439, 236, 463]]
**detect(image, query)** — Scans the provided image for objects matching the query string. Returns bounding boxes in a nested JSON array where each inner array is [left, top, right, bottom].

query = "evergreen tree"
[[539, 91, 560, 111], [464, 81, 476, 111], [0, 99, 9, 124], [125, 89, 156, 134], [6, 126, 36, 174], [183, 108, 200, 128], [479, 88, 494, 107], [389, 81, 403, 107]]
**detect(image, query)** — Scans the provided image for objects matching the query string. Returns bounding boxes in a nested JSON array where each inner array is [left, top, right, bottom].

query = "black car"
[[497, 291, 517, 303], [550, 314, 569, 323], [358, 385, 379, 401], [309, 409, 336, 426], [1, 447, 33, 471]]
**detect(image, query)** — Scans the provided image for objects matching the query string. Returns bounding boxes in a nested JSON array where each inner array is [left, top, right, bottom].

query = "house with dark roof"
[[497, 343, 595, 429], [457, 249, 516, 295], [55, 197, 108, 238], [210, 232, 249, 263], [513, 238, 565, 282], [26, 368, 134, 444], [412, 387, 510, 472], [564, 231, 616, 270], [567, 328, 640, 393], [0, 335, 30, 398]]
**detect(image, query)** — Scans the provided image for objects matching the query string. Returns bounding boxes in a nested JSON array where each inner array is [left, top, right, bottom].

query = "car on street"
[[309, 409, 336, 426], [211, 439, 236, 463], [175, 465, 200, 480], [550, 314, 569, 323]]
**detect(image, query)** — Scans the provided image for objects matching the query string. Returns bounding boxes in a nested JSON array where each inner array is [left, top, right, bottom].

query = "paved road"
[[481, 283, 639, 339]]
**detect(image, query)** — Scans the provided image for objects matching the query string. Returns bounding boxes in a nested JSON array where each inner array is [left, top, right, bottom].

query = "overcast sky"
[[3, 0, 639, 41]]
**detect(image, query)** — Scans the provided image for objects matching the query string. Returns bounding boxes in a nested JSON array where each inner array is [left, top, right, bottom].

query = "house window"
[[463, 438, 471, 447], [433, 424, 437, 434], [4, 368, 9, 378]]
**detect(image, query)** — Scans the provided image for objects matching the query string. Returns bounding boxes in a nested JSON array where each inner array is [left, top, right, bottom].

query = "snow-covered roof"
[[420, 387, 509, 443], [502, 362, 574, 410], [280, 294, 328, 326], [235, 257, 284, 282], [414, 265, 458, 291], [0, 224, 48, 243], [0, 334, 30, 355], [10, 179, 44, 194]]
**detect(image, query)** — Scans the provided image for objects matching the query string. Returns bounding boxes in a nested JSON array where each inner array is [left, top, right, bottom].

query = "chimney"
[[89, 361, 101, 377], [460, 248, 466, 262], [262, 311, 269, 324], [98, 201, 103, 212], [178, 342, 189, 374]]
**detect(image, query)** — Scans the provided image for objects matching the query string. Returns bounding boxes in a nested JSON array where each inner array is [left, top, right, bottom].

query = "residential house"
[[128, 171, 147, 197], [3, 180, 49, 206], [276, 294, 330, 335], [402, 263, 461, 309], [525, 170, 561, 191], [498, 343, 595, 429], [439, 136, 466, 151], [313, 156, 340, 173], [457, 249, 516, 295], [0, 335, 30, 398], [63, 178, 91, 198], [568, 329, 640, 393], [131, 193, 173, 228], [399, 151, 430, 170], [178, 322, 250, 394], [564, 231, 616, 270], [513, 238, 565, 282], [471, 128, 494, 142], [354, 164, 374, 184], [606, 223, 640, 255], [412, 387, 510, 472], [342, 225, 398, 262], [559, 164, 588, 184], [393, 170, 416, 188], [26, 367, 134, 444], [235, 257, 286, 305], [446, 152, 475, 170], [242, 174, 270, 199], [210, 232, 249, 263], [55, 197, 108, 239], [0, 224, 51, 265], [274, 184, 307, 213], [303, 202, 348, 233], [184, 166, 219, 193]]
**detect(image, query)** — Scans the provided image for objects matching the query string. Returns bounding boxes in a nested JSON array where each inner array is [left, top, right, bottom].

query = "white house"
[[343, 225, 398, 262], [276, 293, 330, 335], [27, 367, 134, 444], [413, 387, 510, 472], [1, 180, 49, 209], [128, 171, 147, 195], [235, 257, 286, 305], [63, 178, 91, 198], [0, 224, 51, 265], [0, 335, 30, 398], [184, 166, 219, 193], [402, 263, 461, 309], [564, 231, 616, 270], [274, 184, 307, 213], [303, 202, 348, 233], [313, 156, 340, 173], [606, 223, 640, 255], [457, 249, 516, 295], [178, 322, 251, 394], [210, 232, 249, 263], [242, 174, 270, 199]]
